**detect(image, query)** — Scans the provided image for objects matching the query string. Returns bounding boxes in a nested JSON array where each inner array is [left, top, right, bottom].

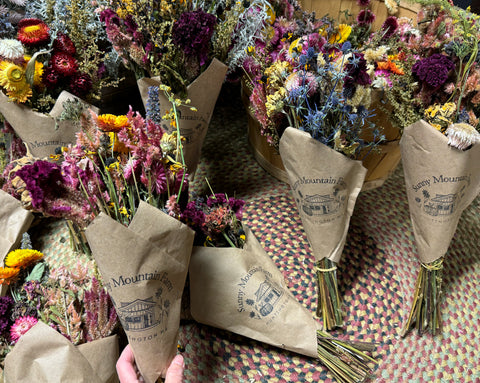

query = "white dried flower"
[[0, 39, 25, 60], [446, 123, 480, 150], [384, 0, 399, 15]]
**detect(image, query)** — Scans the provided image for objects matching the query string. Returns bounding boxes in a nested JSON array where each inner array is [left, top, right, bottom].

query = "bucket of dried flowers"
[[382, 2, 480, 336], [184, 192, 378, 383], [242, 0, 419, 189]]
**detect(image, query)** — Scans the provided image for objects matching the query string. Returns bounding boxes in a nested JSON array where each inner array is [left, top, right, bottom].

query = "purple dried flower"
[[344, 53, 371, 89], [15, 161, 66, 209], [356, 9, 376, 26], [0, 296, 14, 337], [357, 0, 370, 6], [171, 9, 217, 66], [381, 16, 398, 39], [412, 53, 455, 88], [228, 197, 245, 220], [207, 193, 228, 207]]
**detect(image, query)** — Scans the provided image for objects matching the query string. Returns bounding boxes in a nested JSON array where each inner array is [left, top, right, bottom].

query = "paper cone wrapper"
[[85, 202, 194, 383], [0, 190, 34, 296], [4, 321, 118, 383], [0, 190, 34, 261], [279, 127, 367, 263], [189, 226, 320, 359], [400, 120, 480, 264], [137, 58, 228, 177], [0, 91, 98, 158]]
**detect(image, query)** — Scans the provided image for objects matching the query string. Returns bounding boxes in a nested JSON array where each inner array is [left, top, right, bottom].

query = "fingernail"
[[173, 354, 185, 367]]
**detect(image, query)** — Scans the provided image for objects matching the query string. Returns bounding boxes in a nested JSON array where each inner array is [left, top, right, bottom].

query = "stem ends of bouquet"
[[316, 330, 378, 383], [401, 258, 444, 337], [316, 259, 344, 331]]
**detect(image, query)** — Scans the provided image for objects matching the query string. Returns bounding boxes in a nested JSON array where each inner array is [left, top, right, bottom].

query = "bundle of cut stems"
[[316, 258, 343, 330], [401, 257, 443, 337], [317, 330, 377, 383]]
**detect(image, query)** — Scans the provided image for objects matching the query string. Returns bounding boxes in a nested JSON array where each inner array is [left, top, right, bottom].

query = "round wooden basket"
[[241, 0, 420, 191]]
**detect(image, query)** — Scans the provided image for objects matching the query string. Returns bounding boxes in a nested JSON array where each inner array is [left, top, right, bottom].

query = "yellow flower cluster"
[[424, 102, 456, 132], [0, 56, 44, 103], [266, 87, 287, 117]]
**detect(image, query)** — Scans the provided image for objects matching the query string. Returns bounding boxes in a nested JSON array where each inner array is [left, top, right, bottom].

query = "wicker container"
[[242, 0, 420, 190]]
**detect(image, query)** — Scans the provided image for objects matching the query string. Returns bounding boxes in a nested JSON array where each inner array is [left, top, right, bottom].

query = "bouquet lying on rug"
[[248, 19, 384, 329], [184, 192, 378, 383], [2, 86, 194, 382], [382, 1, 480, 336], [0, 234, 119, 382]]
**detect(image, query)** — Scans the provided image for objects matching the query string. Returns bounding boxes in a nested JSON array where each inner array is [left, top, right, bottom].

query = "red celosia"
[[17, 18, 50, 47]]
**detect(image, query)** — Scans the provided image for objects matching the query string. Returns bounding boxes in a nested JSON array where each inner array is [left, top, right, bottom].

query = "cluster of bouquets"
[[2, 83, 194, 381], [0, 235, 119, 382], [399, 120, 480, 336], [183, 193, 377, 383]]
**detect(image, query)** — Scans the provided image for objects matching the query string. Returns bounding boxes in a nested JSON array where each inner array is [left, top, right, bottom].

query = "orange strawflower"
[[0, 266, 20, 285], [96, 114, 130, 132], [377, 59, 404, 75]]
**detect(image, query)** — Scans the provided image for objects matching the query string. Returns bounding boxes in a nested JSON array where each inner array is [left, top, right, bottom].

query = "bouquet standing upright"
[[248, 23, 383, 329], [382, 1, 480, 335]]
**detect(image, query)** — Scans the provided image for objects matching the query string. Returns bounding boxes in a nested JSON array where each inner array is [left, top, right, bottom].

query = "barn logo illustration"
[[411, 174, 470, 219], [113, 286, 171, 333], [236, 267, 286, 322], [291, 176, 347, 219]]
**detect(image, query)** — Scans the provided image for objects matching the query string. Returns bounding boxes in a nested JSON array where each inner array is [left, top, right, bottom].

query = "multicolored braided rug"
[[32, 83, 480, 382]]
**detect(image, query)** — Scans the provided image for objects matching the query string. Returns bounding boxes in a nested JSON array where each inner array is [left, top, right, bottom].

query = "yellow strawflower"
[[4, 249, 43, 268]]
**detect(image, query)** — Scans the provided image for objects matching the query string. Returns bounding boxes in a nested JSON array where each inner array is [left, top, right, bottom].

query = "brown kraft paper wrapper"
[[85, 202, 194, 383], [3, 321, 119, 383], [278, 127, 367, 263], [189, 226, 320, 359], [0, 190, 34, 296], [400, 120, 480, 264], [0, 91, 98, 158], [137, 58, 228, 177]]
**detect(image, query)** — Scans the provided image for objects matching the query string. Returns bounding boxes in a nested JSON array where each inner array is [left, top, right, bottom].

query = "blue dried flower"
[[146, 86, 162, 124]]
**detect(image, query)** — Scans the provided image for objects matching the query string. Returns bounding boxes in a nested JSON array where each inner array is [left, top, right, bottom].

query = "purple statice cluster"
[[412, 53, 455, 89], [181, 193, 245, 247], [171, 9, 217, 68]]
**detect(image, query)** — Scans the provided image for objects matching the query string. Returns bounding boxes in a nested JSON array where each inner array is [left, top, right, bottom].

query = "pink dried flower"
[[10, 316, 38, 343]]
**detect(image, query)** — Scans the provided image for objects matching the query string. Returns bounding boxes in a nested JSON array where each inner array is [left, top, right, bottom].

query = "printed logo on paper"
[[236, 267, 287, 325], [105, 271, 173, 340], [410, 174, 470, 222], [162, 109, 207, 145], [291, 176, 348, 223]]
